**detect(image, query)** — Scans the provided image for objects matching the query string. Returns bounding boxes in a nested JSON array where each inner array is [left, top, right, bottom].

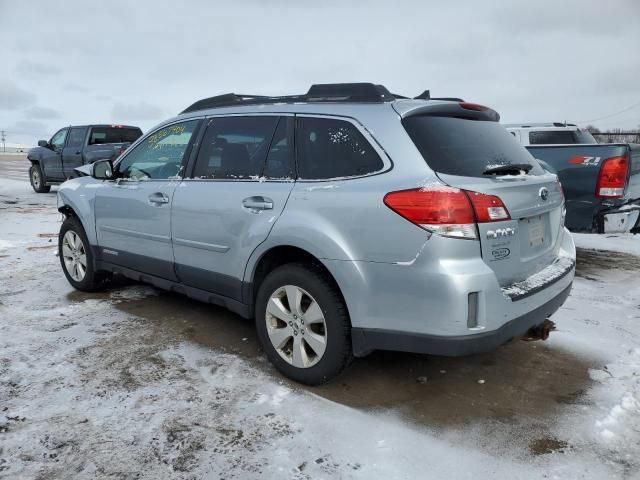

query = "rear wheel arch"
[[246, 245, 348, 319]]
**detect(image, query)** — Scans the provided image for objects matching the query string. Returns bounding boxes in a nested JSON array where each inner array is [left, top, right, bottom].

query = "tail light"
[[383, 186, 510, 239], [596, 156, 629, 198]]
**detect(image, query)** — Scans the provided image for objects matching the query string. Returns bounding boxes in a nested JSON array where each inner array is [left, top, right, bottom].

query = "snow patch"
[[501, 256, 574, 299], [573, 232, 640, 256]]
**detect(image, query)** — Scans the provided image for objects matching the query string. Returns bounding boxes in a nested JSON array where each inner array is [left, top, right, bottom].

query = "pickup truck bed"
[[527, 143, 640, 233]]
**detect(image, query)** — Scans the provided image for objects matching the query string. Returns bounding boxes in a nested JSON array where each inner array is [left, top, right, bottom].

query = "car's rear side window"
[[296, 117, 383, 179], [193, 116, 280, 180], [402, 116, 543, 177], [528, 130, 576, 144], [89, 127, 143, 145]]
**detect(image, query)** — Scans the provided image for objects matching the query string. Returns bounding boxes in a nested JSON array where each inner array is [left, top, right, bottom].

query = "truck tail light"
[[596, 156, 628, 198], [383, 187, 510, 239]]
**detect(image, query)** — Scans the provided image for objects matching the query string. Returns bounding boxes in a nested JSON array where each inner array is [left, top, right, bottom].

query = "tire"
[[255, 263, 352, 385], [58, 216, 106, 291], [29, 164, 51, 193]]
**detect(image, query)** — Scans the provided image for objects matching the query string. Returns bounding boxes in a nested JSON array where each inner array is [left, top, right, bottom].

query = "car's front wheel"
[[255, 263, 352, 385], [29, 164, 51, 193], [59, 217, 106, 291]]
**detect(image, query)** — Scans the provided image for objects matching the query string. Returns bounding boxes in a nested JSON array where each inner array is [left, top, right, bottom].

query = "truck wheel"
[[29, 164, 51, 193], [59, 216, 107, 291], [255, 263, 352, 385]]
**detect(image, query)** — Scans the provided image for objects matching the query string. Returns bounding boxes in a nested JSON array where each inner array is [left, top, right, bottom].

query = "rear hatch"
[[402, 109, 565, 287]]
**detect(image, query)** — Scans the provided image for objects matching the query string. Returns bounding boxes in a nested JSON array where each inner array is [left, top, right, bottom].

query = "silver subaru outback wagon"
[[57, 83, 576, 385]]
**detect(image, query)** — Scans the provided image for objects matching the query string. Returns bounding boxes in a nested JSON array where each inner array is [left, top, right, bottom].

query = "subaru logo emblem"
[[539, 187, 549, 201]]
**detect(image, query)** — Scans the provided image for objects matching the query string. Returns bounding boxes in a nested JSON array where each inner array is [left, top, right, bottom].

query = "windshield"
[[402, 116, 544, 177]]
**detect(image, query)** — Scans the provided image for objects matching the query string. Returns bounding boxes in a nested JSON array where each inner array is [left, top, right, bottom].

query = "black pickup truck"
[[27, 124, 143, 193], [528, 144, 640, 233]]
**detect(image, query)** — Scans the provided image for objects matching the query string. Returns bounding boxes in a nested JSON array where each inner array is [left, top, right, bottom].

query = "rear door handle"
[[242, 196, 273, 211], [148, 192, 169, 205]]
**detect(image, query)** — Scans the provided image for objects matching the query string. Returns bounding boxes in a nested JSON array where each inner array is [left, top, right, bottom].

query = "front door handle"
[[148, 192, 169, 205], [242, 196, 273, 211]]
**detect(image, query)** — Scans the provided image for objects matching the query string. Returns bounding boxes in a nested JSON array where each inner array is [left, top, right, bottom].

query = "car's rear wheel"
[[255, 263, 352, 385], [29, 164, 51, 193], [59, 217, 106, 291]]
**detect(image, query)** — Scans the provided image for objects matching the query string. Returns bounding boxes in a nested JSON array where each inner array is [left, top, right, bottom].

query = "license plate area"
[[527, 216, 545, 247]]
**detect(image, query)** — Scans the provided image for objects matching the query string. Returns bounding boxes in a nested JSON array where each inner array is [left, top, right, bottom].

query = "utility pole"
[[0, 130, 5, 153]]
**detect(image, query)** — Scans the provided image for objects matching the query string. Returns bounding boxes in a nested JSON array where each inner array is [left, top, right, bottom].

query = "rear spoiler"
[[398, 102, 500, 122]]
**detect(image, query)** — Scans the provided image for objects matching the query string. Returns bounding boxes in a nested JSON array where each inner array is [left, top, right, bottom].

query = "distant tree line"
[[585, 125, 640, 144]]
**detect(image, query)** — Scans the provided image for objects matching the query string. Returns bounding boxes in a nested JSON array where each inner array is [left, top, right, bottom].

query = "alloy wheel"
[[62, 230, 87, 282], [265, 285, 327, 368]]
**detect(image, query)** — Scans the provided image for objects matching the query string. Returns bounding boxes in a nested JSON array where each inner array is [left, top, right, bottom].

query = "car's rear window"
[[89, 127, 142, 145], [529, 130, 576, 144], [402, 116, 543, 177]]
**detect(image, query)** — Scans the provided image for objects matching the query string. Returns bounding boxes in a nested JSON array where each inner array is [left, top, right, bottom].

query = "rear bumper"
[[326, 227, 576, 358], [599, 203, 640, 233], [352, 283, 572, 357]]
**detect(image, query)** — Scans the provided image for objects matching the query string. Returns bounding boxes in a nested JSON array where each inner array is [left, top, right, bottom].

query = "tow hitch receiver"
[[523, 319, 556, 341]]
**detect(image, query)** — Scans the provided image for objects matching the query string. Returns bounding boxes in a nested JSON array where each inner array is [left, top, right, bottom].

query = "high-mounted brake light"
[[459, 102, 488, 112], [596, 156, 628, 198], [384, 187, 510, 239]]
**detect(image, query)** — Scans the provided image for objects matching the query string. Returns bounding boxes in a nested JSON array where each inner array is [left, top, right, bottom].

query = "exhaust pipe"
[[523, 319, 556, 342]]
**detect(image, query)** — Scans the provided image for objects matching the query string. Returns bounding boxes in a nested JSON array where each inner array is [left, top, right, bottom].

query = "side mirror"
[[92, 159, 115, 180], [38, 140, 48, 148]]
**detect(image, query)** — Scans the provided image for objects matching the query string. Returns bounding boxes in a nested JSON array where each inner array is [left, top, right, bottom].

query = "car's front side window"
[[50, 129, 68, 151], [116, 120, 199, 180]]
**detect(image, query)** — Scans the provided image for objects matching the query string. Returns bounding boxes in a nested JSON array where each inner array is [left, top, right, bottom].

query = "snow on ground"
[[573, 232, 640, 256], [1, 176, 640, 479]]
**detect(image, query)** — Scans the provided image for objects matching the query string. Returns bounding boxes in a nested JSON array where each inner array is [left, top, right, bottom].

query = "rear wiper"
[[482, 163, 533, 176]]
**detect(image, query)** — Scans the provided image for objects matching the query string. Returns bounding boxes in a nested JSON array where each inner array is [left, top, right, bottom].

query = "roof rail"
[[180, 82, 396, 114]]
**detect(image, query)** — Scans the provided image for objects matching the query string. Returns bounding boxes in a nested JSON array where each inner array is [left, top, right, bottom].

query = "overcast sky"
[[1, 0, 639, 145]]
